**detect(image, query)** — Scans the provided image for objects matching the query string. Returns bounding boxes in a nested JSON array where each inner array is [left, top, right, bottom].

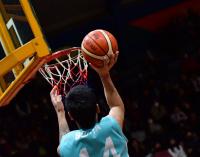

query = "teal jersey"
[[59, 116, 129, 157]]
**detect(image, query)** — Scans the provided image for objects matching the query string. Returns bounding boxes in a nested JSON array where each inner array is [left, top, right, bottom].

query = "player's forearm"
[[57, 112, 70, 142], [100, 73, 124, 110]]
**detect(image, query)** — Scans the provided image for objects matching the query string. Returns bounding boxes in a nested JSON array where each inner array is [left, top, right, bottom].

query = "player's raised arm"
[[90, 52, 125, 128], [50, 86, 70, 142]]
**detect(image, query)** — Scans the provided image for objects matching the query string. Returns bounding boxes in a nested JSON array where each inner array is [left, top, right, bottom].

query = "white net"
[[39, 48, 88, 96]]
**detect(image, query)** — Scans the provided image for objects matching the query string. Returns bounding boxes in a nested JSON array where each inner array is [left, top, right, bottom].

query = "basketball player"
[[50, 52, 129, 157]]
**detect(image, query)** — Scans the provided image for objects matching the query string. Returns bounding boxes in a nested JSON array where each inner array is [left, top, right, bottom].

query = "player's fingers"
[[50, 85, 57, 95], [50, 85, 58, 96], [114, 51, 119, 63], [111, 51, 118, 61], [110, 53, 118, 68], [55, 86, 59, 95], [103, 55, 109, 66], [108, 53, 115, 65]]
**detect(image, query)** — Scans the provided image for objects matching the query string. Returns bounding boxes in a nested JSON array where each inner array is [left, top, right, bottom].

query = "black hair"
[[65, 85, 97, 130]]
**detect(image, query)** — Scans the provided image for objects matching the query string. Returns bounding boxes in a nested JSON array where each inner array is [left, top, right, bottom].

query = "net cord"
[[39, 48, 88, 96]]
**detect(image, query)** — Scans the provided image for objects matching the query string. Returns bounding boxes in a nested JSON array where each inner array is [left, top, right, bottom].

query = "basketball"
[[81, 29, 118, 67]]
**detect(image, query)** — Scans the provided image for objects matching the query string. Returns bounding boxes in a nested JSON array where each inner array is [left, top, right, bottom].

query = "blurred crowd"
[[120, 10, 200, 157], [0, 9, 200, 157], [0, 80, 59, 157]]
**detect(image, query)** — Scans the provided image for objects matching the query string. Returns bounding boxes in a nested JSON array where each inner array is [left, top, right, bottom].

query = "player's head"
[[65, 85, 98, 130]]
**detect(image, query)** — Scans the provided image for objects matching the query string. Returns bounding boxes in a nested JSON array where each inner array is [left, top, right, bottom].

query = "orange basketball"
[[81, 29, 118, 67]]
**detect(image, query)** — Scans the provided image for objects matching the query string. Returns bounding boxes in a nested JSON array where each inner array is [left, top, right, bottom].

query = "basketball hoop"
[[39, 47, 88, 96]]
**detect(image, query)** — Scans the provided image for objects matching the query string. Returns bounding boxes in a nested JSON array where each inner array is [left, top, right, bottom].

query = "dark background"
[[0, 0, 200, 156]]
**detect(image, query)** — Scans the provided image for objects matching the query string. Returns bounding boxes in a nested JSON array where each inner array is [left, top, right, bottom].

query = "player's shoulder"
[[99, 115, 128, 141], [100, 115, 119, 124], [60, 131, 78, 147], [59, 130, 79, 156], [60, 130, 78, 145], [100, 115, 122, 131]]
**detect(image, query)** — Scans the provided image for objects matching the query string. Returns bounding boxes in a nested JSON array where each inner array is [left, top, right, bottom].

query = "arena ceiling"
[[30, 0, 140, 33], [29, 0, 185, 34]]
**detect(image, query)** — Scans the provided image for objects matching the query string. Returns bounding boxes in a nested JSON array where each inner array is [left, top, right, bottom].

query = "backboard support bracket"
[[0, 0, 51, 106]]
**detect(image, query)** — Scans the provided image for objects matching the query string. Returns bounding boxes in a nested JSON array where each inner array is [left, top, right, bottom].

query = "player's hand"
[[90, 51, 119, 77], [168, 145, 187, 157], [50, 86, 65, 113]]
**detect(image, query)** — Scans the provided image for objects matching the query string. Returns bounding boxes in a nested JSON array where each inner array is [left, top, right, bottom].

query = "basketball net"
[[39, 47, 88, 96]]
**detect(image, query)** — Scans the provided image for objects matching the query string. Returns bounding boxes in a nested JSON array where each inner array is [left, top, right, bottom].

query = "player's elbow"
[[116, 102, 125, 113], [121, 103, 125, 112]]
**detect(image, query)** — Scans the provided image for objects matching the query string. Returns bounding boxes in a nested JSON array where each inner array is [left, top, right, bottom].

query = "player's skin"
[[50, 86, 70, 142], [50, 51, 125, 155]]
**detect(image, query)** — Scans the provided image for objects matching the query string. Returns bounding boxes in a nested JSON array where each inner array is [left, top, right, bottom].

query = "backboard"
[[0, 0, 113, 106], [0, 0, 50, 106]]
